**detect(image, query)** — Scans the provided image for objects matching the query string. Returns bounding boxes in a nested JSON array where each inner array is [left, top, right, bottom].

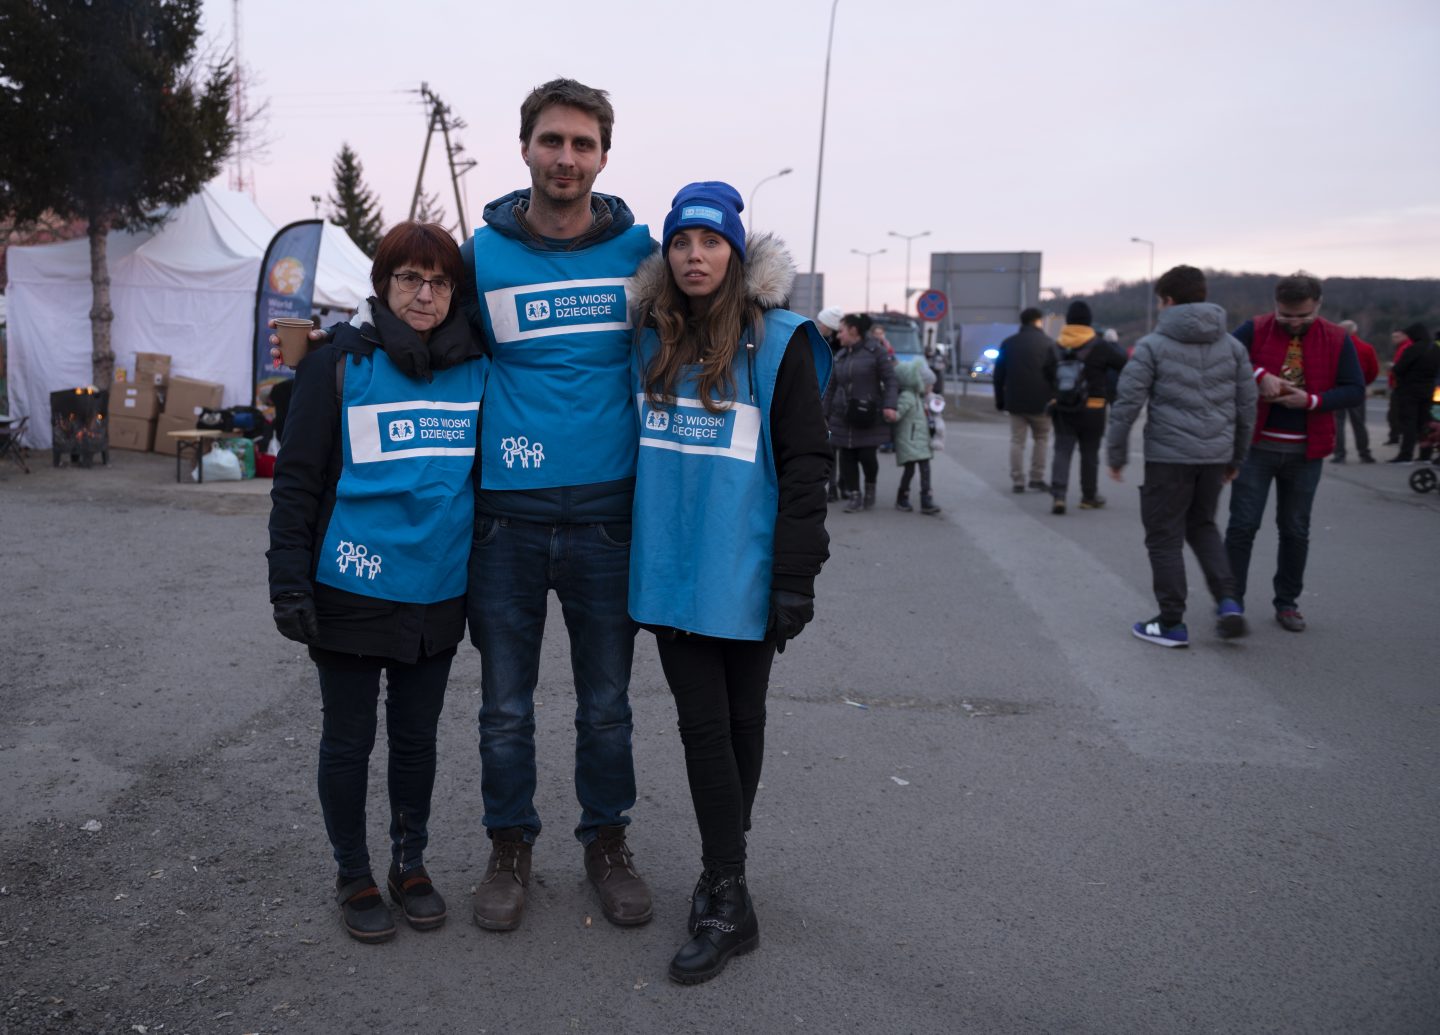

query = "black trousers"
[[655, 633, 777, 870], [898, 458, 932, 499], [1051, 410, 1105, 501], [837, 446, 878, 495], [314, 648, 453, 878], [1332, 403, 1371, 459], [1394, 386, 1433, 459], [1139, 462, 1236, 625]]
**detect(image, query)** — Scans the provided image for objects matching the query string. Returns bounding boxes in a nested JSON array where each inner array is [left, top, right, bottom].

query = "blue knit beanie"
[[662, 181, 746, 260]]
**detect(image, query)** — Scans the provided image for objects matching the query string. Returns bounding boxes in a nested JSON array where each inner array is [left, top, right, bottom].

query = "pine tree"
[[328, 144, 385, 257], [414, 190, 447, 229], [0, 0, 236, 387]]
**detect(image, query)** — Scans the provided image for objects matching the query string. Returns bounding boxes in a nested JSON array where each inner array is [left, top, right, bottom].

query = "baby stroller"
[[1408, 390, 1440, 494]]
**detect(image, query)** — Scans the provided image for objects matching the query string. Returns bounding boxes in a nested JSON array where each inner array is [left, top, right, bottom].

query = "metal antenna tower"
[[228, 0, 253, 196]]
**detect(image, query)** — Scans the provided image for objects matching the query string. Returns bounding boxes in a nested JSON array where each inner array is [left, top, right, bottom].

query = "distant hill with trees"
[[1050, 272, 1440, 361]]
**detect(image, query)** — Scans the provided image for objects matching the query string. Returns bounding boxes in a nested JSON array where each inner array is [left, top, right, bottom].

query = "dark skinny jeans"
[[315, 647, 453, 879], [655, 633, 777, 870]]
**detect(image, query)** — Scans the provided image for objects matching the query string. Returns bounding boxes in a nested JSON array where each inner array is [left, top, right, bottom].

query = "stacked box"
[[154, 375, 225, 453], [108, 416, 156, 452], [134, 352, 172, 388], [108, 382, 160, 421]]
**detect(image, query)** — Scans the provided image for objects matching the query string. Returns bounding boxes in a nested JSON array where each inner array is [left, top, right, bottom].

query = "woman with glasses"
[[268, 221, 487, 944], [629, 183, 832, 983]]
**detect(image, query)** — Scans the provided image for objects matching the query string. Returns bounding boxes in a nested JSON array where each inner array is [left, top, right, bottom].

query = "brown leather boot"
[[584, 825, 653, 926], [472, 828, 531, 931]]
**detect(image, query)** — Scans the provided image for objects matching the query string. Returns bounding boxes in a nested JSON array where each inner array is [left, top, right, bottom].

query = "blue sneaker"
[[1215, 599, 1248, 639], [1132, 617, 1189, 648]]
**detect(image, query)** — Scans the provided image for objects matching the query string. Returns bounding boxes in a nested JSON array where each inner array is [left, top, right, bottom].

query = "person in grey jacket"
[[823, 313, 898, 512], [1106, 265, 1257, 648]]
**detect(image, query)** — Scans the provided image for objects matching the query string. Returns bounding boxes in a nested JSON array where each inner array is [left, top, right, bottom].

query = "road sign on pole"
[[916, 289, 948, 322]]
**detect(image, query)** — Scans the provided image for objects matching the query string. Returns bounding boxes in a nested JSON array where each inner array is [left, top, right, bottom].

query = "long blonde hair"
[[642, 252, 765, 414]]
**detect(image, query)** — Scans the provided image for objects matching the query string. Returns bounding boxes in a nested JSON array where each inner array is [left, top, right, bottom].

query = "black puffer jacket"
[[267, 301, 486, 663], [824, 339, 898, 449]]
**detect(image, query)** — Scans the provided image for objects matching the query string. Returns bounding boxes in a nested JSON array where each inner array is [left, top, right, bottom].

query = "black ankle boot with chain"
[[669, 869, 759, 985]]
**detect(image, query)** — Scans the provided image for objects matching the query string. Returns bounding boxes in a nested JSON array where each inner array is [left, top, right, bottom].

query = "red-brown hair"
[[369, 222, 464, 298]]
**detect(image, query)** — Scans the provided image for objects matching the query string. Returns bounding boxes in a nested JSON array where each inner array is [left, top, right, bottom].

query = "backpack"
[[1054, 343, 1094, 411]]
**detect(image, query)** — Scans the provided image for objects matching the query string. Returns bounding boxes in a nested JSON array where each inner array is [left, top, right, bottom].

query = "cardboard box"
[[162, 376, 224, 419], [153, 412, 201, 452], [108, 381, 160, 420], [108, 414, 156, 452], [134, 352, 172, 387]]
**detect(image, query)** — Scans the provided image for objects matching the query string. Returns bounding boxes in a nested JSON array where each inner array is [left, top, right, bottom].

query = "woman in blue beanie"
[[628, 181, 833, 984]]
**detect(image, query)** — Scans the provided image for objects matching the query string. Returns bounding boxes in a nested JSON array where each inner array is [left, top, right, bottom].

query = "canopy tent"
[[6, 186, 372, 447]]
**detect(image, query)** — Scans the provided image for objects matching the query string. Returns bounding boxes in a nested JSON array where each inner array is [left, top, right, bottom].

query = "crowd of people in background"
[[994, 268, 1439, 647]]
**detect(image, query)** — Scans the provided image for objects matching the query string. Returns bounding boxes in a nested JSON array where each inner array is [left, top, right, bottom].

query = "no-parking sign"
[[916, 289, 948, 322]]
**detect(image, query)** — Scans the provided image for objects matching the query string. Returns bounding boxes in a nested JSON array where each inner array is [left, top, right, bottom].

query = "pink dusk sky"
[[204, 0, 1440, 313]]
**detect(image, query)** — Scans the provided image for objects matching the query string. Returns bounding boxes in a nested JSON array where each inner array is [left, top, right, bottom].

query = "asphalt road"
[[1, 407, 1436, 1035]]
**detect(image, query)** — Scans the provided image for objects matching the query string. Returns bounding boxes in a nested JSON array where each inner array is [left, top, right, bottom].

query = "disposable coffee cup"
[[273, 318, 315, 367]]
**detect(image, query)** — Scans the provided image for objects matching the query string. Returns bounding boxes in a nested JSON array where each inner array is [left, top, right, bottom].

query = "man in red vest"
[[1331, 319, 1379, 463], [1224, 272, 1365, 632]]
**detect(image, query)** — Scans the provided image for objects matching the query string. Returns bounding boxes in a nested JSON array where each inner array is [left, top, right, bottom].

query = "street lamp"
[[851, 247, 887, 311], [747, 167, 793, 233], [807, 0, 842, 314], [888, 229, 931, 313], [1131, 236, 1155, 331], [310, 194, 322, 219]]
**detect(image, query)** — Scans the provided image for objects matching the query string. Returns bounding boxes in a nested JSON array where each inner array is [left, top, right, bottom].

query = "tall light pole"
[[747, 167, 793, 233], [807, 0, 842, 314], [888, 229, 931, 313], [1131, 236, 1155, 331], [310, 194, 322, 219], [852, 247, 886, 311]]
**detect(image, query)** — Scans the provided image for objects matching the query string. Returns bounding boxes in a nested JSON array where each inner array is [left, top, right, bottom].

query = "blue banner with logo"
[[252, 219, 324, 407]]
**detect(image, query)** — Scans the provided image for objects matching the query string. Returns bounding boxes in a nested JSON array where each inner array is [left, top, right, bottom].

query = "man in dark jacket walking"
[[993, 307, 1056, 493], [1332, 320, 1379, 463], [1048, 300, 1127, 514]]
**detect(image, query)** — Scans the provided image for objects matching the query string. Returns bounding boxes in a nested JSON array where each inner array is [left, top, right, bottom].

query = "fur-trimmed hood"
[[629, 231, 797, 318]]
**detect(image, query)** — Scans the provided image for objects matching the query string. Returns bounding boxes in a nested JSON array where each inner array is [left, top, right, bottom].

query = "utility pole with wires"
[[409, 84, 476, 235]]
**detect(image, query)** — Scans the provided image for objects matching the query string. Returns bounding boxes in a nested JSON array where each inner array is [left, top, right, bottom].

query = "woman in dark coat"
[[267, 222, 487, 944], [823, 313, 898, 512]]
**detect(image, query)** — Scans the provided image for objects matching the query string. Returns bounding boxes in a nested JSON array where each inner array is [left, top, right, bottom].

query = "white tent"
[[6, 186, 372, 447]]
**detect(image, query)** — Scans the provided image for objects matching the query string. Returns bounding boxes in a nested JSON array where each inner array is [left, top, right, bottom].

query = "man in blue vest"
[[459, 79, 655, 932]]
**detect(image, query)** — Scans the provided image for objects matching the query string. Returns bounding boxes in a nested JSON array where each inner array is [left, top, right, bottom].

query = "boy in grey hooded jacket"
[[1106, 265, 1257, 647]]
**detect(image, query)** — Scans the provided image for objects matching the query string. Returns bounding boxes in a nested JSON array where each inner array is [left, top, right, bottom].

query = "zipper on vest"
[[745, 342, 756, 403]]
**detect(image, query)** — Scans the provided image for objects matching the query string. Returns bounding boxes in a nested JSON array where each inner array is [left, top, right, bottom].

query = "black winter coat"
[[994, 325, 1057, 415], [266, 303, 486, 664], [823, 340, 899, 449]]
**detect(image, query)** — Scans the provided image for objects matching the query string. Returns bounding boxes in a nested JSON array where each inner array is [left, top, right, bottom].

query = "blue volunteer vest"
[[317, 349, 487, 604], [629, 310, 832, 640], [472, 224, 653, 490]]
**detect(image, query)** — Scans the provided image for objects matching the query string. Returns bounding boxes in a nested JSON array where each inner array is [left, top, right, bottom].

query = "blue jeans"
[[315, 648, 453, 879], [468, 516, 638, 844], [1224, 448, 1324, 612]]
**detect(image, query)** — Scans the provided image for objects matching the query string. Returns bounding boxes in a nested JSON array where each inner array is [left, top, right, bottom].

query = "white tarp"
[[6, 185, 372, 447]]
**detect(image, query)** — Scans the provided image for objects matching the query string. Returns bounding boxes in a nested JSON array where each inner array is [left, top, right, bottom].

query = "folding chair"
[[0, 415, 33, 473]]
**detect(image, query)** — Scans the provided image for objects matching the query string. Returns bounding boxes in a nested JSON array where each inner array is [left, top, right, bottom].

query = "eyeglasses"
[[392, 271, 455, 298]]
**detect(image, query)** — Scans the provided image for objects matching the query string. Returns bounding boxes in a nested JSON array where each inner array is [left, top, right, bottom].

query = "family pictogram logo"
[[644, 409, 670, 432], [500, 434, 546, 469], [388, 419, 416, 442], [336, 539, 383, 580], [524, 299, 551, 322]]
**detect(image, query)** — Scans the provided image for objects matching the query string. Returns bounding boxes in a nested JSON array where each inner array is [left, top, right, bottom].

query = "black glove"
[[765, 590, 814, 654], [273, 592, 319, 644]]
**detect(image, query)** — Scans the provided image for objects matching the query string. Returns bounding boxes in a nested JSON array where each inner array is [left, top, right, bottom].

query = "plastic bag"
[[194, 443, 242, 482], [221, 436, 256, 478]]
